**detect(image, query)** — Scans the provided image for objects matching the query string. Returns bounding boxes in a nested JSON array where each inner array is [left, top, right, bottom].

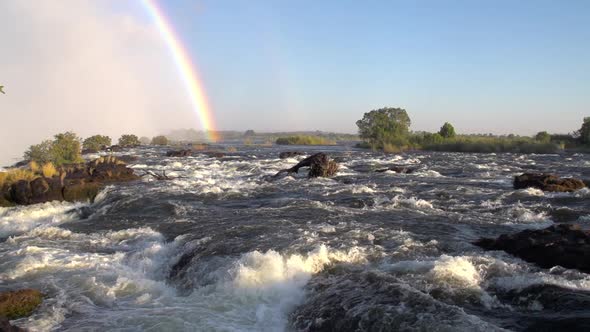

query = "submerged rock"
[[279, 151, 304, 159], [166, 149, 193, 157], [275, 153, 339, 178], [375, 166, 417, 174], [514, 173, 586, 192], [0, 289, 43, 320], [474, 224, 590, 273]]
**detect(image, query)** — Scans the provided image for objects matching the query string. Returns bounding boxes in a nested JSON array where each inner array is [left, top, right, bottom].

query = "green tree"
[[118, 134, 140, 147], [24, 140, 53, 164], [578, 117, 590, 145], [139, 136, 151, 145], [25, 132, 83, 165], [439, 122, 456, 139], [534, 131, 551, 143], [83, 135, 111, 151], [151, 135, 169, 145], [356, 107, 411, 149]]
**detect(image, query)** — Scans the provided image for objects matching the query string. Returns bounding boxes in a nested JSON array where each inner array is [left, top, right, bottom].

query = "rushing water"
[[1, 146, 590, 331]]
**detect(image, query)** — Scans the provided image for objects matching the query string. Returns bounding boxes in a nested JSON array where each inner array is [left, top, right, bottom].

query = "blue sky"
[[151, 0, 589, 135]]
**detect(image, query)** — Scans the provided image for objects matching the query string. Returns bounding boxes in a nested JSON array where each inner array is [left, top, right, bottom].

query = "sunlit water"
[[1, 146, 590, 331]]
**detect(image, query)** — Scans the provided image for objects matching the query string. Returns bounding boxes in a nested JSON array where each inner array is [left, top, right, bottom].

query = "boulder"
[[514, 173, 586, 192], [275, 153, 339, 178], [0, 317, 26, 332], [279, 151, 304, 159], [9, 180, 31, 205], [0, 289, 43, 320], [474, 224, 590, 273], [81, 148, 98, 155]]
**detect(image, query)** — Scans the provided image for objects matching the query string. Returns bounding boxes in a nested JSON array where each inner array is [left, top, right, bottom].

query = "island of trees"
[[356, 107, 590, 154]]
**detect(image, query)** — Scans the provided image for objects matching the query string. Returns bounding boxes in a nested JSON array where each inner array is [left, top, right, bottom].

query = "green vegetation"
[[356, 107, 411, 150], [24, 132, 84, 165], [118, 134, 140, 147], [439, 122, 456, 139], [151, 135, 169, 145], [0, 169, 38, 188], [83, 135, 111, 151], [276, 135, 337, 145], [354, 106, 577, 154]]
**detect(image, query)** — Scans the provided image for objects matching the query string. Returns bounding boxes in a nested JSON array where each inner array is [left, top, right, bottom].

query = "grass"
[[0, 169, 39, 188], [276, 135, 336, 145], [422, 137, 560, 154], [41, 162, 58, 178]]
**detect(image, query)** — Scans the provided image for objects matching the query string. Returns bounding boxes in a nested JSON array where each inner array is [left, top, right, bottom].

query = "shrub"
[[29, 161, 40, 173], [24, 132, 83, 165], [0, 169, 39, 188], [140, 136, 151, 145], [151, 135, 169, 145], [83, 135, 111, 151], [118, 134, 140, 147], [276, 135, 336, 145]]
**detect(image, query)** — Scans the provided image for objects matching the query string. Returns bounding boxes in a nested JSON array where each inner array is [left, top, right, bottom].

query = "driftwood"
[[274, 153, 339, 178]]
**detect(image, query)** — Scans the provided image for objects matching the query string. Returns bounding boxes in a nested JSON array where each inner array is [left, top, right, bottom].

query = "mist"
[[0, 0, 198, 165]]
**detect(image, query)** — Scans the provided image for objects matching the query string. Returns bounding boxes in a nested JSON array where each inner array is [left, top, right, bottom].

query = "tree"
[[356, 107, 411, 149], [439, 122, 456, 139], [244, 130, 256, 137], [534, 131, 551, 143], [139, 136, 151, 145], [83, 135, 111, 151], [578, 117, 590, 145], [151, 135, 169, 145], [24, 132, 83, 165], [118, 134, 140, 147]]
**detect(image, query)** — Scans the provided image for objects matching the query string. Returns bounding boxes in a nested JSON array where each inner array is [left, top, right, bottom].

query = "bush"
[[118, 134, 140, 147], [139, 136, 151, 145], [151, 135, 169, 146], [24, 132, 83, 165], [422, 136, 560, 154], [276, 135, 336, 145], [0, 169, 38, 188], [83, 135, 111, 151]]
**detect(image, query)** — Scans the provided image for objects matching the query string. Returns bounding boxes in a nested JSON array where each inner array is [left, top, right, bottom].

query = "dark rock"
[[274, 153, 339, 178], [201, 151, 225, 158], [279, 151, 304, 159], [0, 289, 43, 320], [117, 155, 138, 163], [10, 180, 31, 205], [514, 173, 586, 192], [474, 224, 590, 273], [375, 166, 416, 174], [0, 317, 26, 332], [81, 148, 98, 154], [166, 149, 193, 157]]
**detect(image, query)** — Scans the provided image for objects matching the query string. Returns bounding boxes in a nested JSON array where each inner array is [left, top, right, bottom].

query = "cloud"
[[0, 0, 198, 165]]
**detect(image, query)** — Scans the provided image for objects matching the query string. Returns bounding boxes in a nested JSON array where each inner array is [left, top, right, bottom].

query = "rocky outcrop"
[[275, 153, 339, 178], [514, 173, 586, 192], [279, 151, 304, 159], [375, 166, 416, 174], [0, 289, 43, 320], [474, 224, 590, 273], [166, 149, 193, 157], [1, 157, 138, 206]]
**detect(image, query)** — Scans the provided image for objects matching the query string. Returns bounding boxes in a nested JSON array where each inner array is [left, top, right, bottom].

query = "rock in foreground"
[[275, 153, 339, 178], [474, 224, 590, 273], [0, 289, 43, 320], [514, 173, 586, 192], [1, 156, 138, 206]]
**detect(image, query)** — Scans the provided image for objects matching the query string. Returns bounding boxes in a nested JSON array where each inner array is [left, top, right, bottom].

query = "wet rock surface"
[[514, 173, 586, 192], [275, 153, 339, 178], [474, 224, 590, 273]]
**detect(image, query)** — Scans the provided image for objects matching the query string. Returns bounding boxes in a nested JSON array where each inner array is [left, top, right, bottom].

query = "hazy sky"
[[1, 0, 589, 164]]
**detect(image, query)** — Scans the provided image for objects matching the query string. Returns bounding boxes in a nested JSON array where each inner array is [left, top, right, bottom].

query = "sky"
[[1, 0, 589, 164]]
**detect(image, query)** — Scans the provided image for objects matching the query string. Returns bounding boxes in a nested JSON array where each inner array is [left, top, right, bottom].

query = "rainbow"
[[142, 0, 218, 142]]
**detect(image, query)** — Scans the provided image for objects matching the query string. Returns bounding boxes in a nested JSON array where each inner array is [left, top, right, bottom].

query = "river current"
[[1, 145, 589, 331]]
